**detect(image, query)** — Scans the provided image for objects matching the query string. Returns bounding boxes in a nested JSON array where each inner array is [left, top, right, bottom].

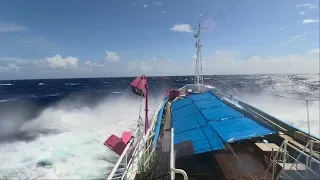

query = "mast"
[[194, 17, 206, 91]]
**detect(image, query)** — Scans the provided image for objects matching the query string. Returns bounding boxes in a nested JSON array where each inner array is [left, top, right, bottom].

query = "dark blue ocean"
[[0, 74, 319, 179]]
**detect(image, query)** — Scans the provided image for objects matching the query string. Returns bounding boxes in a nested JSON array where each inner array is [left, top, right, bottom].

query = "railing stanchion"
[[283, 142, 287, 168], [309, 141, 313, 168], [170, 128, 188, 180]]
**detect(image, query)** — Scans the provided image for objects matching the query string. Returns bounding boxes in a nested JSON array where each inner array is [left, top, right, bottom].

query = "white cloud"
[[299, 11, 305, 15], [38, 54, 78, 70], [7, 63, 20, 71], [124, 49, 319, 76], [0, 23, 26, 32], [1, 48, 318, 79], [276, 25, 292, 33], [152, 0, 163, 5], [126, 60, 153, 73], [308, 48, 320, 55], [142, 4, 148, 8], [105, 50, 120, 62], [158, 10, 167, 14], [302, 19, 320, 24], [201, 50, 319, 74], [296, 4, 317, 9], [0, 63, 20, 72], [277, 31, 313, 46], [170, 24, 193, 33], [0, 55, 108, 79], [125, 57, 184, 76], [84, 61, 107, 68]]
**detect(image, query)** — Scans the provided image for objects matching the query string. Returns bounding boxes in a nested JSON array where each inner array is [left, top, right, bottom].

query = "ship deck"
[[133, 87, 320, 180]]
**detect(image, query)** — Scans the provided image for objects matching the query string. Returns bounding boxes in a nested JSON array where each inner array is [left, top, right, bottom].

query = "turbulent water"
[[0, 74, 319, 179]]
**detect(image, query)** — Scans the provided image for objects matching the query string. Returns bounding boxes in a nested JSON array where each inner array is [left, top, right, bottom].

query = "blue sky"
[[0, 0, 319, 79]]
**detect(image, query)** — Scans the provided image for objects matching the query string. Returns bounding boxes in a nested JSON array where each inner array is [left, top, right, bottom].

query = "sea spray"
[[0, 93, 162, 179]]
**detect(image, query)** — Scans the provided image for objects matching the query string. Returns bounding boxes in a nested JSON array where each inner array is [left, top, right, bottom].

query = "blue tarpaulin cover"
[[153, 98, 169, 148], [172, 91, 276, 155]]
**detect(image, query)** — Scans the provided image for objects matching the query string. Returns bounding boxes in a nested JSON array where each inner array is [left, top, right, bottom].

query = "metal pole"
[[272, 148, 275, 180], [305, 156, 309, 178], [306, 100, 311, 137], [310, 141, 313, 169], [171, 128, 175, 180], [283, 142, 287, 167], [125, 153, 128, 180], [107, 139, 133, 180], [137, 130, 140, 174]]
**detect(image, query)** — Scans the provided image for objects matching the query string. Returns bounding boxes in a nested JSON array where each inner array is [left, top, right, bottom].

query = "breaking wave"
[[237, 93, 320, 137], [0, 84, 13, 86], [0, 93, 161, 179], [64, 83, 80, 86]]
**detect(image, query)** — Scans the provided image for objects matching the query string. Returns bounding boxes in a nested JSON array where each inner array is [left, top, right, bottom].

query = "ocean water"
[[0, 74, 319, 179]]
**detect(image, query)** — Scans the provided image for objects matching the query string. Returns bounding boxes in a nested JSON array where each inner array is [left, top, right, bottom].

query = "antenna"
[[194, 16, 207, 92]]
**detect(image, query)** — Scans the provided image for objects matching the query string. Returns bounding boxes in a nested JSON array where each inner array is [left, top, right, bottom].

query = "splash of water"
[[238, 93, 320, 138], [0, 94, 162, 179]]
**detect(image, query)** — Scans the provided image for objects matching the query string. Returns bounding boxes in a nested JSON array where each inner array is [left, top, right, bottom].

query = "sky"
[[0, 0, 319, 80]]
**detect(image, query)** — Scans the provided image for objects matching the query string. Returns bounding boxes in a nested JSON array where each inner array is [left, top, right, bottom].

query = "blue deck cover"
[[172, 91, 276, 156], [153, 98, 169, 148]]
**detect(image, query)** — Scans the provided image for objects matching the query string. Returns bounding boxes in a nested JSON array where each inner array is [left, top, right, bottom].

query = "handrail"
[[107, 128, 139, 180], [285, 141, 320, 164], [107, 138, 134, 180], [264, 139, 320, 180], [144, 149, 155, 166], [170, 128, 188, 180], [263, 141, 285, 178], [108, 99, 166, 180]]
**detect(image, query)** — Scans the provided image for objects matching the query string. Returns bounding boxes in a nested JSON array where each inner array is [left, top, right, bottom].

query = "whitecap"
[[0, 84, 13, 86], [45, 93, 61, 97], [0, 99, 17, 103], [64, 83, 80, 86]]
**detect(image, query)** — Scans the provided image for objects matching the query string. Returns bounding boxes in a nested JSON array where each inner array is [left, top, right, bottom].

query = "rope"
[[138, 94, 143, 127], [212, 0, 229, 22], [187, 98, 214, 151], [137, 83, 145, 132], [200, 0, 216, 22], [204, 0, 240, 32], [225, 143, 258, 180], [214, 0, 240, 24]]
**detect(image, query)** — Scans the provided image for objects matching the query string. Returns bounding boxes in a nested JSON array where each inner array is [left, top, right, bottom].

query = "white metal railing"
[[170, 128, 188, 180], [107, 99, 165, 180], [280, 140, 320, 179], [107, 101, 191, 180], [264, 140, 320, 180], [107, 127, 139, 180]]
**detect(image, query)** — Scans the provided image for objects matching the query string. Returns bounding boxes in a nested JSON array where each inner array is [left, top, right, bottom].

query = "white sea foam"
[[0, 84, 13, 86], [238, 93, 320, 138], [64, 83, 80, 86], [0, 99, 17, 103], [0, 94, 161, 179], [45, 93, 62, 97]]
